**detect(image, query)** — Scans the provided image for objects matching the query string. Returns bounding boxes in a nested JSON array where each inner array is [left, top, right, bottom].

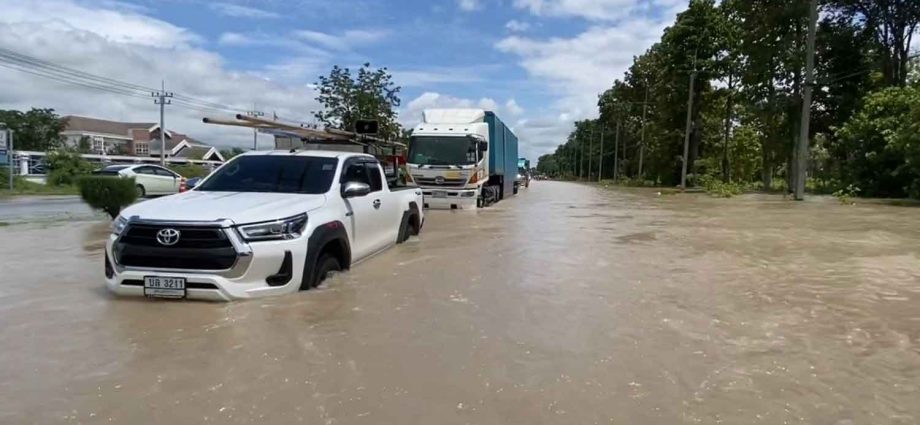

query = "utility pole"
[[246, 106, 265, 150], [580, 133, 585, 180], [722, 72, 733, 183], [588, 126, 594, 181], [598, 123, 605, 182], [613, 118, 620, 182], [152, 81, 173, 167], [680, 65, 698, 190], [1, 125, 12, 191], [638, 84, 649, 179], [794, 0, 818, 201]]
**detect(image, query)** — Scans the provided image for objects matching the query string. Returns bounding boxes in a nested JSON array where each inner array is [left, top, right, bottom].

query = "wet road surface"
[[0, 195, 95, 223], [1, 182, 919, 424]]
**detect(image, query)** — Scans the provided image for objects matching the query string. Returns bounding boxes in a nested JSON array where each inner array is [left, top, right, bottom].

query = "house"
[[61, 115, 224, 162]]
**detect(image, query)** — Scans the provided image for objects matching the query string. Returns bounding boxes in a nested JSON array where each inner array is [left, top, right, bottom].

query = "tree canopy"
[[537, 0, 920, 198], [314, 63, 402, 141], [0, 108, 65, 151]]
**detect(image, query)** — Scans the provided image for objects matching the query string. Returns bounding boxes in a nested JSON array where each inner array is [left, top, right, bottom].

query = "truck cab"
[[407, 109, 518, 209]]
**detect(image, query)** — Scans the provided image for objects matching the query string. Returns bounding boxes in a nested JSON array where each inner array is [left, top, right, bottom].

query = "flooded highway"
[[1, 181, 919, 424]]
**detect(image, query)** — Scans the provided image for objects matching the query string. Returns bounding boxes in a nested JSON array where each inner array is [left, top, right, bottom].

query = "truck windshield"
[[408, 136, 477, 166], [196, 155, 337, 194]]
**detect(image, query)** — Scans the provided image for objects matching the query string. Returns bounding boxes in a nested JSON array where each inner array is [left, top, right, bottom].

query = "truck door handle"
[[372, 199, 381, 209]]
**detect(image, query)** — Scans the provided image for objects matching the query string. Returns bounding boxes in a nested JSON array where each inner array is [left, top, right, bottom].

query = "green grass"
[[0, 176, 79, 197]]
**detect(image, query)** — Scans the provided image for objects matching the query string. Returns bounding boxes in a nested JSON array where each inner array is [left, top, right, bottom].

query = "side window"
[[134, 166, 155, 175], [341, 162, 370, 186], [364, 162, 383, 192], [153, 167, 176, 177]]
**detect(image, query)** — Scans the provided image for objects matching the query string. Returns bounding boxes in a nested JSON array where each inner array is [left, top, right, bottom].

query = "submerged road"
[[1, 182, 919, 424]]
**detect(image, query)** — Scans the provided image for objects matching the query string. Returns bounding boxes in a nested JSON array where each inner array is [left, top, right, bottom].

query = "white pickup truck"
[[104, 150, 424, 301]]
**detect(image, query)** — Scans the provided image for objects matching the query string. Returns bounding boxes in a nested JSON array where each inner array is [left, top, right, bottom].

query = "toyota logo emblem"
[[434, 176, 445, 185], [156, 228, 181, 246]]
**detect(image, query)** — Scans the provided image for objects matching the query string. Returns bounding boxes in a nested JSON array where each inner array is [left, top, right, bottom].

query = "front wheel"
[[135, 184, 146, 198], [308, 254, 341, 289]]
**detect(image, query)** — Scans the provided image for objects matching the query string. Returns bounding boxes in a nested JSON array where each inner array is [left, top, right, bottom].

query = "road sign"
[[0, 130, 7, 154]]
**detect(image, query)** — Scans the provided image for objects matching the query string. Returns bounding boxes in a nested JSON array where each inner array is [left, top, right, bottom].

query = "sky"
[[0, 0, 688, 160]]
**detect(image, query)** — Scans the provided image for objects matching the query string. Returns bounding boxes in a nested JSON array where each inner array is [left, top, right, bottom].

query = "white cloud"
[[458, 0, 481, 11], [293, 29, 388, 51], [495, 19, 671, 127], [513, 0, 640, 21], [0, 0, 201, 48], [209, 2, 281, 19], [403, 92, 518, 125], [494, 2, 684, 159], [0, 0, 323, 150], [505, 20, 531, 32], [505, 99, 524, 115]]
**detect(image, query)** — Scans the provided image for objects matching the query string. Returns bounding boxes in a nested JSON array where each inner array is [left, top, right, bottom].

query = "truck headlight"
[[236, 214, 307, 241], [112, 216, 128, 235]]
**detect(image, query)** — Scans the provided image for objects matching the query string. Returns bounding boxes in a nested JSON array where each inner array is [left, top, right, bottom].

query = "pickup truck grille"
[[413, 176, 468, 187], [116, 224, 237, 270]]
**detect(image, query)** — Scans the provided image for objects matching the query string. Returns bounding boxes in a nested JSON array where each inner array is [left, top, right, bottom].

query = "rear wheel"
[[310, 254, 340, 289], [396, 213, 410, 243], [135, 184, 146, 198]]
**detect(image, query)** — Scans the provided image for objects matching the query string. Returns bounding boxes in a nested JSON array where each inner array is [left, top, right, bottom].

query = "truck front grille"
[[116, 224, 238, 270], [413, 176, 468, 187]]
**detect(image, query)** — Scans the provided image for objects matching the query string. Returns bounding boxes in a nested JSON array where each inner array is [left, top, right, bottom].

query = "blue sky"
[[0, 0, 687, 159]]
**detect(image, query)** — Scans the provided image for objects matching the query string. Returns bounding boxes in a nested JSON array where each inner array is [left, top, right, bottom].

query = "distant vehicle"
[[104, 150, 425, 301], [183, 176, 205, 192], [408, 109, 519, 209], [94, 164, 184, 197], [516, 158, 531, 189]]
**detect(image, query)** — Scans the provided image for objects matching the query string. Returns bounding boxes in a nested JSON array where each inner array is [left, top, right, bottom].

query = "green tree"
[[836, 85, 920, 197], [314, 63, 402, 140], [828, 0, 920, 87], [45, 149, 94, 186], [0, 108, 65, 151], [219, 147, 246, 160]]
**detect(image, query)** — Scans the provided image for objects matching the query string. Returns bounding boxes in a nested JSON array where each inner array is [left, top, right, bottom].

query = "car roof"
[[238, 150, 375, 160], [102, 165, 131, 170]]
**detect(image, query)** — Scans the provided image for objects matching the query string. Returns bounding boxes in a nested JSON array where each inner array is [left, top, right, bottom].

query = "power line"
[[0, 47, 246, 115]]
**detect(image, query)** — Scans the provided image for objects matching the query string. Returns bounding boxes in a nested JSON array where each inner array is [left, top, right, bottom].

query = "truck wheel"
[[310, 254, 340, 288], [136, 184, 146, 198]]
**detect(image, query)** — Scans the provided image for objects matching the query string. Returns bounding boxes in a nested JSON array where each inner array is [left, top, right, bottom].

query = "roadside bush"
[[833, 184, 860, 205], [168, 163, 209, 178], [78, 175, 138, 219], [698, 174, 746, 198], [46, 150, 93, 186]]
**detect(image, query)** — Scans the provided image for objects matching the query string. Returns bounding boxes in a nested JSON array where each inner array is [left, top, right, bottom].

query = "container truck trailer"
[[407, 109, 519, 209]]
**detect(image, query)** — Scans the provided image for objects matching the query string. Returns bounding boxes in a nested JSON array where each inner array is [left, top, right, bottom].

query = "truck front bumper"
[[104, 232, 309, 301], [420, 188, 478, 210]]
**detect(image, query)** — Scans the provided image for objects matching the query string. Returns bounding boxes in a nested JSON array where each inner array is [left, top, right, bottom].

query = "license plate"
[[432, 191, 447, 198], [144, 276, 186, 298]]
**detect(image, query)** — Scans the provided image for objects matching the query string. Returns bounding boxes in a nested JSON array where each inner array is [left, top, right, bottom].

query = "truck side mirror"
[[479, 141, 488, 150], [342, 182, 371, 198]]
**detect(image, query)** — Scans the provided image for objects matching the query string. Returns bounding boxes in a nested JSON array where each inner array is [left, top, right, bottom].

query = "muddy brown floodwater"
[[1, 181, 919, 424]]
